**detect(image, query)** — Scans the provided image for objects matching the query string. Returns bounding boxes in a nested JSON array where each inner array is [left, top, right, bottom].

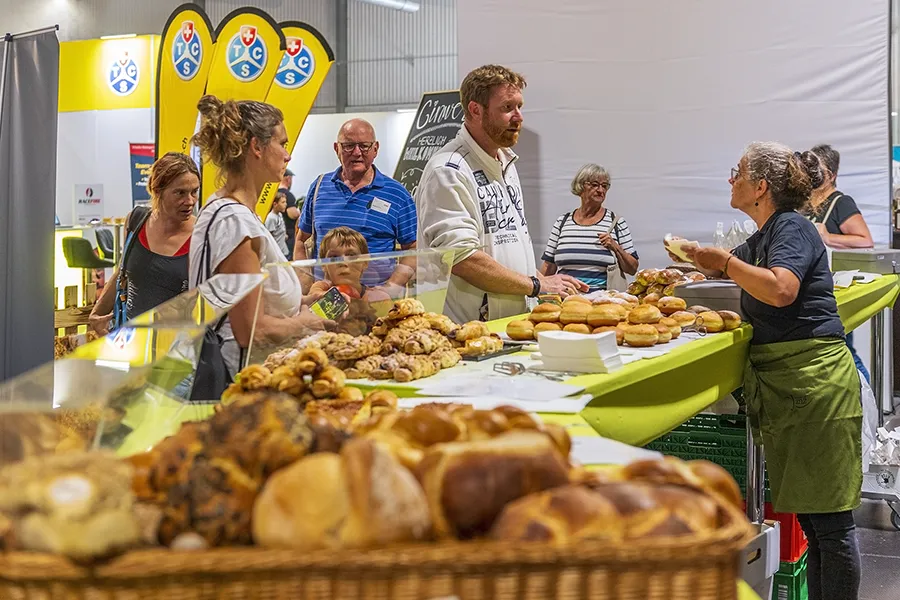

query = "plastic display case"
[[0, 273, 265, 465], [244, 247, 457, 369]]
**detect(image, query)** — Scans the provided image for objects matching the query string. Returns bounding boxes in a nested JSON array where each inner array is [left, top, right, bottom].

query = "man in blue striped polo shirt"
[[294, 118, 417, 290]]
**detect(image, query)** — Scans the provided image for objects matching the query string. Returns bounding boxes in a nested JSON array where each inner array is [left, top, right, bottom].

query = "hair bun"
[[797, 150, 824, 189]]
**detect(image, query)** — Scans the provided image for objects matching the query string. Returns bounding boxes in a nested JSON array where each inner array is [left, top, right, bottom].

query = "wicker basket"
[[0, 504, 753, 600]]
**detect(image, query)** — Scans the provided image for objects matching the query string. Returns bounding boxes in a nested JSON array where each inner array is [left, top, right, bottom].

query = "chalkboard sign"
[[393, 90, 463, 198]]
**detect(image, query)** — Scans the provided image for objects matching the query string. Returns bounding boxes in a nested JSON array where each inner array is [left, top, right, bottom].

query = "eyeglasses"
[[585, 181, 611, 190], [730, 166, 742, 180], [339, 142, 375, 154]]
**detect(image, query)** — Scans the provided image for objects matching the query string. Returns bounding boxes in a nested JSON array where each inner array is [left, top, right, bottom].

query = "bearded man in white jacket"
[[416, 65, 587, 323]]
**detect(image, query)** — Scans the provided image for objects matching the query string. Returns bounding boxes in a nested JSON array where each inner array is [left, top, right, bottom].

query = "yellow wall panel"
[[59, 36, 159, 112]]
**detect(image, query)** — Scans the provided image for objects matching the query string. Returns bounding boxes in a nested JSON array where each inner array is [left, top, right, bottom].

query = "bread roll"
[[529, 303, 561, 323], [587, 303, 627, 327], [623, 456, 742, 512], [718, 310, 741, 331], [626, 281, 646, 296], [252, 438, 432, 550], [669, 311, 697, 328], [697, 311, 725, 333], [559, 302, 591, 325], [656, 269, 682, 285], [688, 305, 711, 314], [646, 284, 666, 297], [635, 269, 659, 286], [593, 326, 624, 345], [506, 320, 535, 341], [657, 296, 687, 315], [688, 460, 743, 510], [624, 324, 659, 348], [490, 481, 722, 543], [562, 295, 591, 307], [612, 292, 640, 306], [653, 323, 673, 344], [415, 431, 570, 539], [592, 296, 630, 307], [563, 323, 591, 334], [627, 304, 662, 325], [642, 293, 661, 307], [684, 271, 707, 282], [615, 321, 630, 332], [534, 322, 563, 334], [659, 317, 682, 339]]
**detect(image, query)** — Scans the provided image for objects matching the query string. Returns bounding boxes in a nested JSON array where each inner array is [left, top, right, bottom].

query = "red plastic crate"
[[743, 502, 808, 563]]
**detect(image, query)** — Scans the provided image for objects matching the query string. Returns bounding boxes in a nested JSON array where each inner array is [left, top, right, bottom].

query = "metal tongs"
[[492, 361, 577, 382]]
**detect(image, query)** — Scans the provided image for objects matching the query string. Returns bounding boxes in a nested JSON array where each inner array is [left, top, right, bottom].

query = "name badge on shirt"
[[370, 197, 391, 214]]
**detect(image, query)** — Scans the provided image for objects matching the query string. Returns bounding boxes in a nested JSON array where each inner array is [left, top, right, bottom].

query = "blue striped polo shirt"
[[299, 166, 417, 284]]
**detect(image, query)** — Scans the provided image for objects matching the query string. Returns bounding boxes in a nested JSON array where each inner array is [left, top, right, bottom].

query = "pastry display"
[[529, 303, 562, 323], [657, 296, 687, 315], [456, 334, 504, 358], [0, 451, 141, 560], [252, 438, 432, 551], [718, 310, 742, 331], [506, 319, 535, 341], [624, 324, 659, 348], [696, 311, 725, 333], [587, 303, 627, 327], [688, 305, 712, 315], [659, 317, 682, 339], [592, 326, 624, 345], [627, 304, 662, 325], [423, 312, 456, 335], [670, 310, 697, 328], [559, 302, 591, 324], [563, 323, 592, 334], [562, 295, 592, 307], [386, 298, 426, 320], [641, 292, 661, 306], [534, 322, 563, 334], [653, 323, 673, 344], [450, 320, 491, 343]]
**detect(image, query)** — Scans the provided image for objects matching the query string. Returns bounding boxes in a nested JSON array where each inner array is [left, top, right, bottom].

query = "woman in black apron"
[[686, 143, 862, 600]]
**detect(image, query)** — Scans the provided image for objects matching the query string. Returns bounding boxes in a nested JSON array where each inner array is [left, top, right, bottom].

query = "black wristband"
[[529, 276, 541, 298]]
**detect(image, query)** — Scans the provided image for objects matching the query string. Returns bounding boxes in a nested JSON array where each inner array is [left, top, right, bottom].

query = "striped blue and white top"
[[541, 209, 638, 291]]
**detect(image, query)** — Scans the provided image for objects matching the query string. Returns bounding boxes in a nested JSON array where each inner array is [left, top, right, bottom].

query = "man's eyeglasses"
[[339, 142, 375, 154], [585, 181, 611, 190]]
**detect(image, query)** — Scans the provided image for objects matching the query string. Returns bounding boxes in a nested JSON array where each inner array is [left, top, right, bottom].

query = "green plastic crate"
[[773, 551, 808, 600]]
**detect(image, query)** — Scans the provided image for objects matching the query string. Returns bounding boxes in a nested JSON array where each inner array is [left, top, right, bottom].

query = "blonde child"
[[308, 227, 391, 304]]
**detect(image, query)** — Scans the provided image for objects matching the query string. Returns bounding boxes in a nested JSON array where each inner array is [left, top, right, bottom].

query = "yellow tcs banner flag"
[[201, 8, 285, 200], [256, 22, 335, 219], [155, 4, 216, 159]]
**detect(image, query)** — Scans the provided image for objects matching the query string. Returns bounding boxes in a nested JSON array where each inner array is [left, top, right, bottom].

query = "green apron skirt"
[[743, 337, 862, 514]]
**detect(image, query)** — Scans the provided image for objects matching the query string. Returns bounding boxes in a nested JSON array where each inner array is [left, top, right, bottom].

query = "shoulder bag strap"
[[309, 173, 326, 258], [195, 200, 246, 333], [821, 193, 842, 225], [116, 207, 152, 290]]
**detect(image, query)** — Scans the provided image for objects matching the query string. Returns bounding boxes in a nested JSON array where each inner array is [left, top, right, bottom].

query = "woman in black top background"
[[90, 153, 200, 335]]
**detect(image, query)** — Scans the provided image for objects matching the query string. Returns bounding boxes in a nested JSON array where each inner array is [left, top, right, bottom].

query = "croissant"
[[270, 366, 306, 397], [430, 348, 462, 369], [403, 329, 452, 355], [311, 366, 347, 399], [344, 355, 384, 379], [394, 355, 440, 383], [290, 347, 330, 376], [424, 312, 457, 335], [396, 315, 432, 331], [239, 365, 272, 391], [371, 318, 393, 337], [386, 298, 425, 320], [457, 335, 504, 357], [451, 321, 491, 342], [332, 335, 382, 361]]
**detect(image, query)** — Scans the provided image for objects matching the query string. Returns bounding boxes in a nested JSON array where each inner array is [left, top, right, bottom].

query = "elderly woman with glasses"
[[540, 163, 639, 291], [685, 142, 862, 600]]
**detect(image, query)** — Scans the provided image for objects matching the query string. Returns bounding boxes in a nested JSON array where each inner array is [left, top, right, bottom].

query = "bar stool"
[[62, 237, 115, 303], [95, 229, 115, 261]]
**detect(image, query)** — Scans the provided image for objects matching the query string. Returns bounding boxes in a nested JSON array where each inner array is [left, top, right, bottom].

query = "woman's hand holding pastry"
[[683, 246, 731, 272]]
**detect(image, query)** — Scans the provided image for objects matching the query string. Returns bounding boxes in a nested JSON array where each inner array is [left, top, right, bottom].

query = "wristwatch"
[[529, 275, 541, 298]]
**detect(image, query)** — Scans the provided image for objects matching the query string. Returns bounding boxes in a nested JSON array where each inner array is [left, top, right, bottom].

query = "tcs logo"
[[275, 37, 315, 90], [227, 25, 267, 82], [108, 52, 140, 96], [172, 20, 202, 81]]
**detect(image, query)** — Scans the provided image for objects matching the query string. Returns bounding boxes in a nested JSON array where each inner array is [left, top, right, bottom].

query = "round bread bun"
[[612, 292, 640, 305], [562, 295, 592, 307], [657, 296, 687, 315], [627, 304, 662, 325], [593, 326, 624, 346], [718, 310, 742, 331], [635, 269, 660, 286], [659, 317, 682, 339], [688, 305, 711, 315], [506, 320, 535, 341], [587, 303, 627, 327], [697, 311, 725, 333], [669, 311, 697, 328], [534, 322, 563, 334], [615, 321, 630, 332], [529, 303, 561, 323], [592, 296, 630, 308], [563, 323, 592, 334], [641, 293, 661, 307], [624, 324, 659, 348], [559, 302, 591, 324], [653, 323, 673, 344], [656, 268, 682, 285]]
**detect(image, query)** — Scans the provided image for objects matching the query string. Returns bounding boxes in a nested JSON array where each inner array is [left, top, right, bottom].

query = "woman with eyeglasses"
[[685, 142, 862, 600], [540, 163, 639, 292]]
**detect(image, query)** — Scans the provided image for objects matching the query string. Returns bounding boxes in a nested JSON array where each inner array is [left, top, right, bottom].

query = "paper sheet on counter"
[[397, 394, 593, 415], [833, 270, 882, 288], [415, 372, 585, 402], [570, 436, 661, 466]]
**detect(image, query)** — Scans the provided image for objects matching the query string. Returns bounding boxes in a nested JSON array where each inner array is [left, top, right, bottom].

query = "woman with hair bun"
[[190, 95, 326, 377], [685, 142, 862, 600], [89, 152, 200, 335]]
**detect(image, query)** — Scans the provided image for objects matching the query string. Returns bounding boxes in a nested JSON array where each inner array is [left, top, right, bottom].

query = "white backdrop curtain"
[[456, 0, 891, 269]]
